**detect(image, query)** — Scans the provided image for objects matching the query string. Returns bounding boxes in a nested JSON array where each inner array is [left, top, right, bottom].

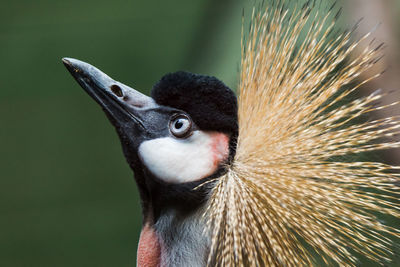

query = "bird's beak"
[[62, 58, 157, 131]]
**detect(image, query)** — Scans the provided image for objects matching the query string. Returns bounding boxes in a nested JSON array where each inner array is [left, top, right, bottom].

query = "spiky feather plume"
[[203, 1, 400, 266]]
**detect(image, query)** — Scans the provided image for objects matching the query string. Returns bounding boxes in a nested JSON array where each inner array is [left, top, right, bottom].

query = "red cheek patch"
[[137, 224, 161, 267], [209, 132, 230, 169]]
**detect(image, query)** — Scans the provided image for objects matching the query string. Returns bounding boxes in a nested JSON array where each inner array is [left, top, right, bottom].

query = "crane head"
[[62, 57, 237, 223]]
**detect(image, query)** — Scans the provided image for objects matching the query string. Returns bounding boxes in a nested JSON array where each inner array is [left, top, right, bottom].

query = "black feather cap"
[[151, 71, 238, 136]]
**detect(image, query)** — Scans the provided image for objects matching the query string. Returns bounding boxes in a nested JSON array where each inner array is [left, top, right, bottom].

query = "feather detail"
[[203, 1, 400, 266]]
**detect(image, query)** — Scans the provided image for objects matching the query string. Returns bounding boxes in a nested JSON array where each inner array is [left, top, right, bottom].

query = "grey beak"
[[62, 57, 156, 128]]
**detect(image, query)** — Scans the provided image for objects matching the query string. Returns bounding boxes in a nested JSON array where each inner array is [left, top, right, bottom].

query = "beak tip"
[[62, 58, 88, 75], [62, 57, 70, 64], [62, 58, 75, 72]]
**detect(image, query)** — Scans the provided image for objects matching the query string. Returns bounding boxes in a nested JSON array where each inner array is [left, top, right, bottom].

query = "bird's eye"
[[169, 114, 192, 138]]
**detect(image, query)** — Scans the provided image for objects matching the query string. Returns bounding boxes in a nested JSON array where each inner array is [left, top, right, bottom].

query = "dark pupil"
[[175, 119, 184, 129]]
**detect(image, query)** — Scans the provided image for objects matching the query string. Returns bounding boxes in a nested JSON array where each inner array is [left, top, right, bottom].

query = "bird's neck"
[[132, 163, 215, 266], [137, 207, 209, 267]]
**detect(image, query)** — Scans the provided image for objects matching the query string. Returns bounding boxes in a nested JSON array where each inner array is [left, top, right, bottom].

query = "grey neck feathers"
[[154, 208, 210, 266]]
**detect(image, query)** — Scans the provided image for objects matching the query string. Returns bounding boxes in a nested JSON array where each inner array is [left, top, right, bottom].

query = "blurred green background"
[[0, 0, 399, 266]]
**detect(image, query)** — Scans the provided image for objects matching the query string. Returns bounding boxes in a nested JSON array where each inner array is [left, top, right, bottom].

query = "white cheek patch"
[[138, 131, 229, 184]]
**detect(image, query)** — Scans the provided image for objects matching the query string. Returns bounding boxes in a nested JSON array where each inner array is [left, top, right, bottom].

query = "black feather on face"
[[151, 71, 238, 137]]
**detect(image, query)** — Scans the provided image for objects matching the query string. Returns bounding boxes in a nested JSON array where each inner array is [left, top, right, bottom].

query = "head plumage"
[[201, 1, 400, 266]]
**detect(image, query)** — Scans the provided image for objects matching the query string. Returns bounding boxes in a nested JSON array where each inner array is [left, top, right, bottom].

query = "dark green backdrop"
[[1, 0, 399, 266]]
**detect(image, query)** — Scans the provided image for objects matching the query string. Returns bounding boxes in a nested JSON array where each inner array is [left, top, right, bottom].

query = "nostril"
[[111, 84, 123, 97]]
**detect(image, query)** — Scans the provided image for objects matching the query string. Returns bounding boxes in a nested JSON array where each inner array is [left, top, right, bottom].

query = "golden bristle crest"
[[203, 1, 400, 266]]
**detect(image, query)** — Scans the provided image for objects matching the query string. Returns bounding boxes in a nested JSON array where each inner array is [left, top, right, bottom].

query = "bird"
[[63, 1, 400, 266]]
